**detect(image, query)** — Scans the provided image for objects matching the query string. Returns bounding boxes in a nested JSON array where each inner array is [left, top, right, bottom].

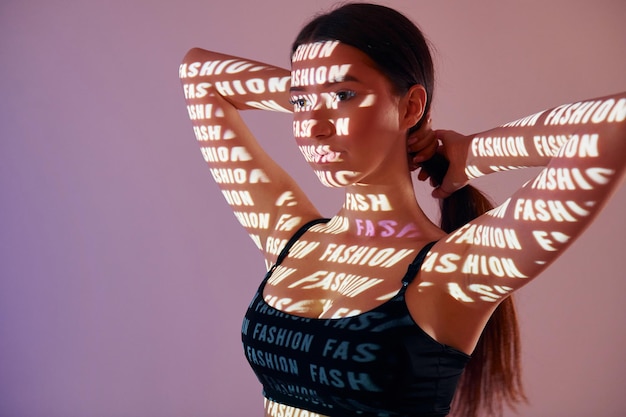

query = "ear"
[[400, 84, 427, 130]]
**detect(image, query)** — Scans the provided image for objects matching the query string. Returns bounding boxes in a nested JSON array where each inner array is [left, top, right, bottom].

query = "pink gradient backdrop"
[[1, 1, 625, 416]]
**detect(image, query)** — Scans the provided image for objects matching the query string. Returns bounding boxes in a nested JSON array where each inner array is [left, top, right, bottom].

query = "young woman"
[[179, 3, 625, 416]]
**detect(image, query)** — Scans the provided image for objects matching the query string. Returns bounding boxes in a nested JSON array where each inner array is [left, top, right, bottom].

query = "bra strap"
[[401, 241, 438, 287], [262, 217, 329, 285], [274, 218, 330, 266]]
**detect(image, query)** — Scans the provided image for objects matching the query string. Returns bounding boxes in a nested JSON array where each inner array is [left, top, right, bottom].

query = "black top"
[[242, 219, 470, 417]]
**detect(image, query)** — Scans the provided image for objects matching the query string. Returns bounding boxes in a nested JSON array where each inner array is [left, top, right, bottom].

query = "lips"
[[298, 144, 343, 163]]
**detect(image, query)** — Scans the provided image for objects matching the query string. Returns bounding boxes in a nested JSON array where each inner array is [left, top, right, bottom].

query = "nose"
[[306, 102, 336, 139], [309, 118, 336, 139]]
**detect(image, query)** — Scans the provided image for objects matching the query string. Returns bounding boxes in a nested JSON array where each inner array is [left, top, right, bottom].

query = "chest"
[[262, 238, 422, 319]]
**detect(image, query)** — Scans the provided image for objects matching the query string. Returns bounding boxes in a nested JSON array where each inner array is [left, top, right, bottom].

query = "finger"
[[407, 129, 436, 152], [408, 135, 438, 166], [408, 158, 421, 172], [432, 184, 454, 199], [407, 116, 433, 144], [418, 138, 439, 158], [417, 168, 429, 181]]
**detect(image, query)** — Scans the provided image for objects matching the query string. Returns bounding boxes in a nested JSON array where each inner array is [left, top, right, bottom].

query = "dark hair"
[[293, 3, 527, 417], [292, 2, 433, 132]]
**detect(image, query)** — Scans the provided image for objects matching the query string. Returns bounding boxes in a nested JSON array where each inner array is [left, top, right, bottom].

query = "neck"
[[330, 180, 443, 241]]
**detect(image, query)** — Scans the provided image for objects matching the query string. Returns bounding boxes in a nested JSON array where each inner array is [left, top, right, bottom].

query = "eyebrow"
[[289, 74, 361, 92]]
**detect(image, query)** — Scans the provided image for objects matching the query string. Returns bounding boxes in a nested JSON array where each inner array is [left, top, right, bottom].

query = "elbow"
[[179, 47, 207, 80], [181, 47, 204, 64]]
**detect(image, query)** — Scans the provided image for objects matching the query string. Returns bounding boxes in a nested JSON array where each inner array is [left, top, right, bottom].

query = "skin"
[[179, 42, 626, 417]]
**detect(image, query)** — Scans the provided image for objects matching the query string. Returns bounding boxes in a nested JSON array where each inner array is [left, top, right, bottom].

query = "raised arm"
[[421, 92, 626, 304], [179, 48, 320, 263]]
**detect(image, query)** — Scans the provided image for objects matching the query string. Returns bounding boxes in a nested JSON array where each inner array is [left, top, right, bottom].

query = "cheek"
[[349, 106, 400, 138], [292, 118, 317, 140]]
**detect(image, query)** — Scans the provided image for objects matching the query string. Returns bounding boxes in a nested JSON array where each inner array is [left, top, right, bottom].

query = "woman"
[[179, 3, 625, 416]]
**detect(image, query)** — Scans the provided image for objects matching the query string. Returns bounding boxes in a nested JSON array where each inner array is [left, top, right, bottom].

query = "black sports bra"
[[242, 219, 470, 417]]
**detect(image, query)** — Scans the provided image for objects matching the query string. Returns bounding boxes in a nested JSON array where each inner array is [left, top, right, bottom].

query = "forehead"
[[291, 41, 374, 69]]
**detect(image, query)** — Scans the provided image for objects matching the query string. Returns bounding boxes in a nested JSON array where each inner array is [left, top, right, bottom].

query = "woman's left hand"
[[408, 123, 473, 198], [407, 115, 437, 172]]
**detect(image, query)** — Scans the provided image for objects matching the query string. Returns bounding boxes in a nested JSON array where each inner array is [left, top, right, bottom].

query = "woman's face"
[[290, 41, 409, 187]]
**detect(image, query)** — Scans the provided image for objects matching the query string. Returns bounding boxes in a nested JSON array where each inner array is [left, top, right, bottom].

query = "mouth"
[[298, 144, 343, 164]]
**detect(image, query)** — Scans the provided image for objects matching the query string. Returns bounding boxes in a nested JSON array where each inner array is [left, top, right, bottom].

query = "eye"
[[289, 97, 308, 109], [334, 90, 356, 102], [289, 94, 317, 111]]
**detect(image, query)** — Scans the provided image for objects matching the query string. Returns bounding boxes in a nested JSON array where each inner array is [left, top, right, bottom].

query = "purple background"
[[1, 1, 625, 416]]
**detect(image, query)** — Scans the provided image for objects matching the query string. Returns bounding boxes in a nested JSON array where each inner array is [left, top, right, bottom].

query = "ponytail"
[[422, 155, 528, 417]]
